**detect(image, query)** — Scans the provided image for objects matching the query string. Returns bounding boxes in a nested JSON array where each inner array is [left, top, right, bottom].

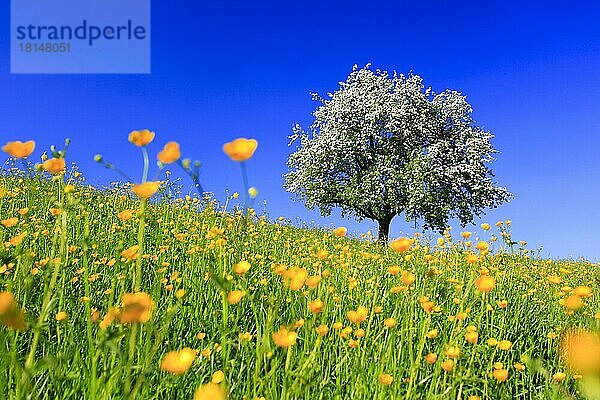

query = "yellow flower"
[[384, 318, 396, 328], [460, 231, 472, 239], [562, 294, 584, 311], [420, 300, 436, 314], [445, 346, 461, 358], [121, 245, 139, 261], [316, 324, 329, 336], [157, 141, 181, 164], [493, 368, 509, 382], [426, 329, 439, 339], [474, 275, 496, 293], [441, 359, 454, 372], [572, 286, 592, 298], [514, 362, 526, 371], [233, 260, 251, 275], [160, 347, 197, 375], [41, 158, 66, 175], [1, 217, 18, 228], [378, 373, 393, 385], [315, 249, 329, 260], [119, 292, 153, 324], [2, 140, 35, 158], [212, 370, 225, 384], [560, 329, 600, 374], [283, 267, 308, 291], [194, 383, 226, 400], [390, 237, 413, 253], [333, 227, 347, 237], [497, 340, 512, 350], [222, 138, 258, 162], [547, 275, 562, 284], [55, 311, 68, 322], [272, 264, 287, 275], [401, 271, 416, 286], [308, 299, 324, 314], [466, 253, 479, 264], [9, 231, 27, 246], [347, 305, 368, 325], [129, 129, 155, 147], [272, 326, 297, 348], [99, 307, 119, 330], [227, 290, 245, 305], [305, 275, 321, 288], [475, 241, 489, 252], [340, 326, 352, 337], [388, 265, 401, 275], [481, 223, 491, 231], [425, 353, 438, 364], [0, 292, 26, 331], [465, 331, 479, 344], [132, 181, 161, 199], [118, 210, 134, 221], [552, 372, 566, 382]]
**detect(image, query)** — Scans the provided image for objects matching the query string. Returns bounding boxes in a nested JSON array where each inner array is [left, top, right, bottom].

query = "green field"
[[0, 169, 599, 399]]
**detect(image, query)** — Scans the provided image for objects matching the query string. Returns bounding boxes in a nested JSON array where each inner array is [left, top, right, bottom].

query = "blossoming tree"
[[285, 64, 512, 242]]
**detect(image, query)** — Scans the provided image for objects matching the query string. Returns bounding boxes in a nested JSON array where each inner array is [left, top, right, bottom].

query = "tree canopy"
[[284, 64, 512, 241]]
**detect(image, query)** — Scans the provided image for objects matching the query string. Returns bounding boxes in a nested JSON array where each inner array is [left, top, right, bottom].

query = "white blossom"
[[284, 65, 512, 241]]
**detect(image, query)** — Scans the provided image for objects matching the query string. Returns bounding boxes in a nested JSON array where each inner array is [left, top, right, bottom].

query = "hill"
[[0, 173, 598, 399]]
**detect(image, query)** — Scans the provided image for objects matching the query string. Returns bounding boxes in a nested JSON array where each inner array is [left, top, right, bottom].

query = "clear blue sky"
[[1, 1, 599, 260]]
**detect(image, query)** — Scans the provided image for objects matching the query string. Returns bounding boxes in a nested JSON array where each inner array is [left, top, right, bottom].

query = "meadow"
[[0, 135, 599, 399]]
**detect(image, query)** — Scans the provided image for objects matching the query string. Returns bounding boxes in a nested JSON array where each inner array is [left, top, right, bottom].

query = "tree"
[[284, 64, 512, 242]]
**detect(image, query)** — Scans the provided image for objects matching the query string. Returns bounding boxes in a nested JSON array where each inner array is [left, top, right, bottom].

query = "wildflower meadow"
[[0, 134, 599, 400]]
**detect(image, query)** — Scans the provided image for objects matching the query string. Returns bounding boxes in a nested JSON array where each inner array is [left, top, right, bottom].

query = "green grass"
[[0, 171, 598, 399]]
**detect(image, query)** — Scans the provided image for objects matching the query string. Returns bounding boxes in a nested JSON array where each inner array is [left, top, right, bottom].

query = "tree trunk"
[[377, 217, 392, 243]]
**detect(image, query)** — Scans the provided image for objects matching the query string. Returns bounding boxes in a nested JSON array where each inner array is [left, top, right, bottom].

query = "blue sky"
[[1, 1, 599, 260]]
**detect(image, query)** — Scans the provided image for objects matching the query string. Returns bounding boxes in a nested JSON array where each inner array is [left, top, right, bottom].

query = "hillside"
[[0, 174, 599, 399]]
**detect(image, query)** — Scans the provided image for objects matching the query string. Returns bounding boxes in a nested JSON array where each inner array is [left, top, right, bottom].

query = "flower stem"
[[221, 289, 229, 372], [141, 147, 150, 184], [133, 200, 147, 291], [129, 305, 179, 399], [126, 199, 147, 394], [281, 345, 293, 399], [240, 161, 249, 212]]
